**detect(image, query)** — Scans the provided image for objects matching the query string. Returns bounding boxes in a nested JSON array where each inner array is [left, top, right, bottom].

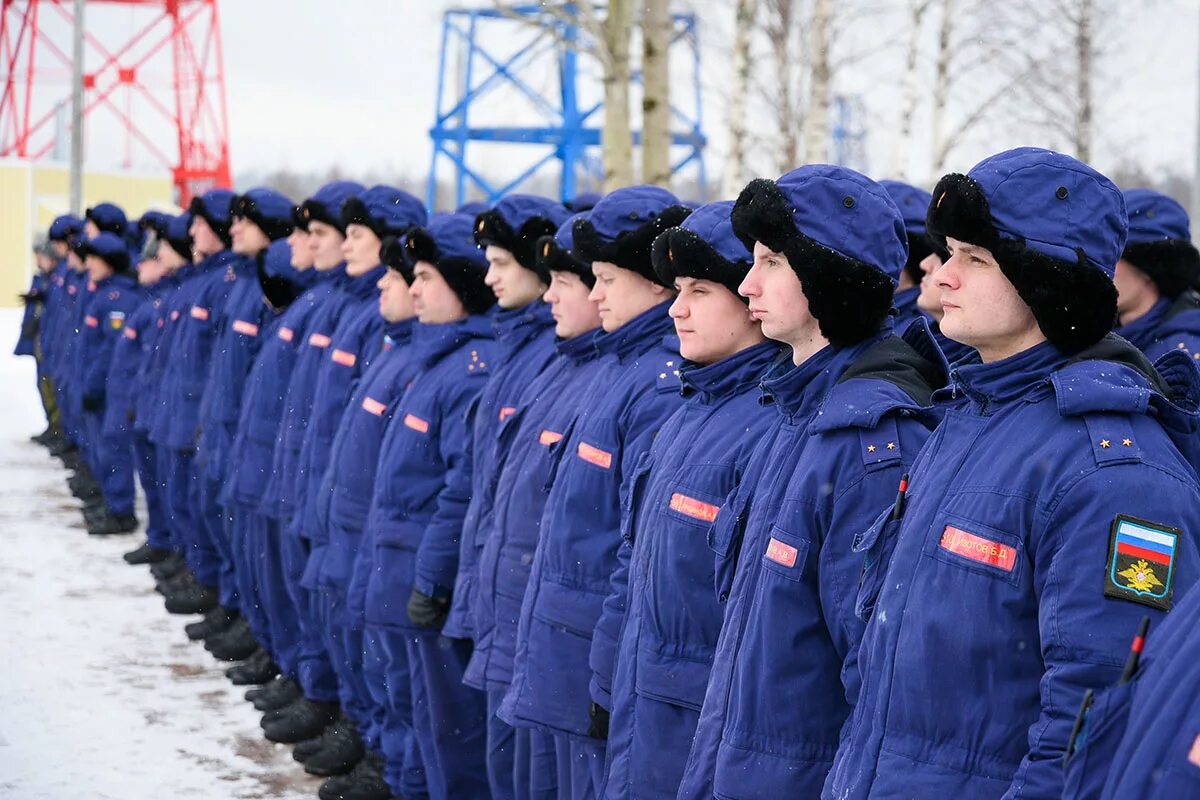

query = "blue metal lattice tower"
[[427, 4, 707, 209]]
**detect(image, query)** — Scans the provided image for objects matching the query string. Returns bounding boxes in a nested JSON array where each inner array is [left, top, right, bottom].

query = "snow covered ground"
[[0, 308, 319, 800]]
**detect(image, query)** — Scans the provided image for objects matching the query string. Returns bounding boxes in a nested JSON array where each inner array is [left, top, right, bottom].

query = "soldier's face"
[[742, 243, 820, 362], [916, 250, 945, 318], [377, 268, 415, 323], [670, 277, 764, 365], [157, 244, 186, 272], [342, 223, 383, 277], [937, 237, 1044, 362], [51, 241, 69, 259], [410, 261, 467, 324], [138, 256, 167, 286], [231, 216, 272, 257], [1113, 258, 1159, 324], [308, 220, 346, 271], [545, 270, 601, 338], [84, 220, 102, 239], [287, 229, 314, 270], [85, 254, 113, 283], [485, 245, 546, 309], [190, 216, 225, 258], [588, 261, 671, 333]]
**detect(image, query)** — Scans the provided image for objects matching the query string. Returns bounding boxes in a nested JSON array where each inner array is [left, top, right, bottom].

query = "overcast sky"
[[60, 0, 1200, 193]]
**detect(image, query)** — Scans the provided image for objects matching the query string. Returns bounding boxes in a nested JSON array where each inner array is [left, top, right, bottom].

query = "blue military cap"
[[653, 201, 753, 302], [403, 212, 494, 315], [49, 213, 84, 242], [572, 185, 691, 285], [80, 232, 132, 272], [927, 146, 1127, 352], [232, 188, 295, 241], [341, 185, 427, 240], [1120, 188, 1199, 298], [536, 212, 594, 287], [732, 164, 907, 345], [85, 202, 128, 238], [298, 180, 365, 233], [187, 188, 237, 246], [474, 194, 570, 271]]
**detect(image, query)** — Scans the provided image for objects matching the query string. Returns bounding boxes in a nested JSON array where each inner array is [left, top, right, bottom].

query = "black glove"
[[587, 702, 610, 740], [406, 587, 451, 628], [82, 393, 104, 412]]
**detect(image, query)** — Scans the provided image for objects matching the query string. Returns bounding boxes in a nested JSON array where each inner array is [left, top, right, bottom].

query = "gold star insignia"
[[886, 442, 896, 450], [1100, 439, 1111, 448], [867, 445, 877, 453], [1122, 438, 1132, 447], [1179, 342, 1188, 349], [659, 373, 667, 379], [666, 361, 674, 367]]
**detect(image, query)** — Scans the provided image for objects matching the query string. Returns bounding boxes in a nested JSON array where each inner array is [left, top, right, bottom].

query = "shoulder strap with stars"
[[859, 416, 903, 472], [1082, 413, 1141, 466]]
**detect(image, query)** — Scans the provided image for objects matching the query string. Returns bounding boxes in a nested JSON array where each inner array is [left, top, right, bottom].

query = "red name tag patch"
[[308, 333, 331, 348], [331, 349, 357, 367], [765, 537, 798, 568], [499, 406, 516, 422], [1189, 733, 1200, 767], [124, 327, 138, 340], [669, 493, 720, 522], [190, 306, 209, 321], [278, 327, 294, 342], [170, 309, 180, 321], [84, 315, 99, 328], [404, 414, 430, 433], [362, 397, 387, 416], [939, 526, 1017, 572], [539, 430, 563, 447], [577, 442, 613, 469], [232, 319, 259, 337]]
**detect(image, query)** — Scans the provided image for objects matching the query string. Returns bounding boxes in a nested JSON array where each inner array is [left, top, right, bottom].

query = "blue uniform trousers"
[[133, 432, 170, 549]]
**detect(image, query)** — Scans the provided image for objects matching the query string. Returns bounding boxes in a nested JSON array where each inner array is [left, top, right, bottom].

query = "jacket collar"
[[344, 264, 387, 300], [411, 313, 495, 367], [494, 300, 556, 362], [680, 340, 781, 402], [594, 301, 675, 361], [1115, 297, 1172, 350], [557, 327, 604, 363], [761, 332, 887, 421], [383, 317, 416, 350]]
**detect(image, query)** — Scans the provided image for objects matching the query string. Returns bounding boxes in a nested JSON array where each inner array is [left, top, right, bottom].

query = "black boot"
[[50, 438, 77, 459], [184, 606, 237, 641], [87, 510, 138, 536], [82, 498, 109, 526], [163, 581, 218, 615], [206, 617, 259, 661], [150, 552, 187, 580], [262, 698, 339, 743], [226, 648, 278, 686], [31, 427, 56, 446], [123, 541, 171, 565], [303, 717, 365, 777], [247, 675, 302, 711], [318, 752, 393, 800], [156, 567, 196, 595]]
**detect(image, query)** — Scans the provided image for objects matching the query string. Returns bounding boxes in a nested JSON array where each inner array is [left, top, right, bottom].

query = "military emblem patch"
[[1104, 514, 1179, 611], [108, 311, 125, 330]]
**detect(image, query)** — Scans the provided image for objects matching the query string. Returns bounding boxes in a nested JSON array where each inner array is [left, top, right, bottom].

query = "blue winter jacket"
[[39, 263, 70, 373], [223, 274, 337, 511], [145, 263, 200, 448], [316, 318, 423, 597], [131, 276, 178, 435], [261, 264, 354, 523], [677, 325, 946, 800], [359, 315, 495, 632], [78, 272, 142, 409], [598, 340, 781, 800], [15, 273, 45, 357], [824, 336, 1200, 800], [197, 253, 271, 481], [463, 328, 606, 691], [498, 303, 684, 738], [104, 283, 168, 436], [1116, 291, 1200, 362], [442, 301, 559, 640], [292, 265, 388, 554], [152, 250, 241, 450]]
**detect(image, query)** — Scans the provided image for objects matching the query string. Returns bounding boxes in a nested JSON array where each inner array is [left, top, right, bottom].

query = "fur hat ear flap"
[[925, 173, 998, 252], [474, 210, 560, 274], [574, 205, 692, 286], [784, 236, 896, 347], [994, 240, 1118, 354], [652, 227, 752, 301], [435, 256, 496, 315], [730, 178, 796, 254], [1121, 239, 1200, 298]]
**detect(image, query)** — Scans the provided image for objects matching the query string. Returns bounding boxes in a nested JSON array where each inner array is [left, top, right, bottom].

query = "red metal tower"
[[0, 0, 231, 204]]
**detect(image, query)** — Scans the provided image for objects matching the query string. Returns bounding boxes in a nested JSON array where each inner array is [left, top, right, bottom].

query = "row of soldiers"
[[14, 147, 1200, 800]]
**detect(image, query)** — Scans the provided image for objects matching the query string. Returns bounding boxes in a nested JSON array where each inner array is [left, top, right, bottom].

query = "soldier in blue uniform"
[[674, 166, 945, 800], [17, 238, 62, 446], [121, 218, 185, 566], [464, 212, 605, 800], [825, 148, 1200, 800], [881, 180, 935, 327], [443, 195, 568, 800], [594, 201, 780, 800], [1113, 189, 1200, 360], [38, 214, 84, 457], [498, 187, 691, 800], [76, 232, 145, 535], [186, 188, 296, 665], [347, 212, 495, 800]]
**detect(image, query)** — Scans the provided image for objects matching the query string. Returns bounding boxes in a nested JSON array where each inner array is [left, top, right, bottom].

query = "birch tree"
[[722, 0, 758, 197], [641, 0, 672, 186]]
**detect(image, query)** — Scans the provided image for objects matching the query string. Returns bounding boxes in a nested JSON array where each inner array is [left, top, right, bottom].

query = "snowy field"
[[0, 308, 317, 799]]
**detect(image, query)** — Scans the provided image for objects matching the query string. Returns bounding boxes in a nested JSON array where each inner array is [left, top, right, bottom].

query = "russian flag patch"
[[1104, 515, 1180, 611]]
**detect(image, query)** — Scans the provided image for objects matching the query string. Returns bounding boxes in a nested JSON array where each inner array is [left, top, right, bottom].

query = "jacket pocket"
[[854, 508, 902, 623]]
